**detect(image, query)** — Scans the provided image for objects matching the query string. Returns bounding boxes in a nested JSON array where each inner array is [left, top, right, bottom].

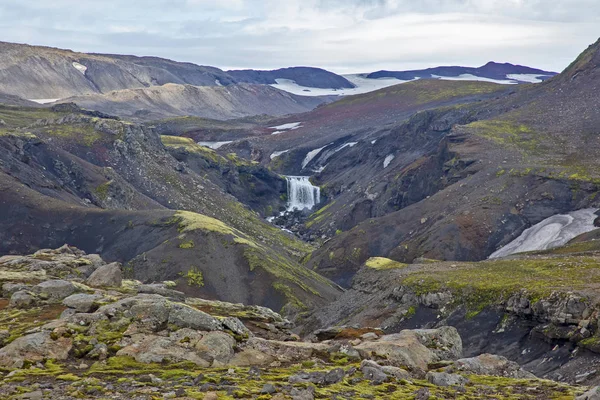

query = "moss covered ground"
[[0, 357, 582, 399], [368, 254, 600, 316]]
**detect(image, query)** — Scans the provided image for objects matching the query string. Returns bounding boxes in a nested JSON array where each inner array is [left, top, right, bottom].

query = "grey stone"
[[168, 304, 222, 331], [415, 387, 430, 400], [426, 372, 469, 387], [290, 387, 315, 400], [0, 332, 72, 368], [62, 293, 102, 313], [361, 332, 378, 340], [2, 282, 30, 297], [34, 280, 76, 301], [86, 262, 122, 288], [451, 354, 535, 379], [117, 334, 211, 366], [17, 390, 43, 400], [194, 331, 236, 365], [9, 290, 37, 308], [324, 368, 345, 384], [222, 317, 252, 337], [138, 284, 185, 301], [360, 360, 388, 384], [261, 383, 276, 394]]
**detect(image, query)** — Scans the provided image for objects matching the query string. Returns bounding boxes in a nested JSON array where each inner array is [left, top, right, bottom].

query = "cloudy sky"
[[0, 0, 598, 73]]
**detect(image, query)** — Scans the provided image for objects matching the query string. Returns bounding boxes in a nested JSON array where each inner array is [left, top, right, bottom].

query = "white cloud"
[[0, 0, 597, 73]]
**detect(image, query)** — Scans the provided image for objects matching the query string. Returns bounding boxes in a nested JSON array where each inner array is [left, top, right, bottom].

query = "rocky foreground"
[[0, 246, 593, 399]]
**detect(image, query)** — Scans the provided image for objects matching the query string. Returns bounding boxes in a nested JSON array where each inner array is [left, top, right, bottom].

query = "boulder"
[[194, 331, 236, 366], [86, 262, 122, 288], [355, 332, 434, 372], [426, 372, 469, 387], [355, 326, 462, 373], [0, 332, 72, 368], [449, 353, 536, 379], [245, 337, 330, 363], [117, 334, 211, 366], [34, 280, 76, 301], [9, 290, 37, 308], [62, 293, 103, 313], [2, 282, 30, 297], [222, 317, 252, 337], [228, 348, 275, 367], [168, 304, 223, 331], [360, 360, 389, 384], [411, 326, 463, 360], [138, 284, 185, 301]]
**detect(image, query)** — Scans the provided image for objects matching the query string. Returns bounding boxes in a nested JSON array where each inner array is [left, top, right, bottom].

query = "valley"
[[0, 36, 599, 400]]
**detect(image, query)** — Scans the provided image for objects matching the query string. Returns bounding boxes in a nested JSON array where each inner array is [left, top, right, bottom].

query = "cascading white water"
[[286, 176, 320, 211]]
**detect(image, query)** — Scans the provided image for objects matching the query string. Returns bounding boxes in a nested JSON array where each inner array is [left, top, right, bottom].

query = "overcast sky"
[[0, 0, 598, 74]]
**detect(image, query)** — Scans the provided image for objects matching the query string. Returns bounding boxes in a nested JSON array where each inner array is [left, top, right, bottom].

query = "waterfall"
[[286, 176, 320, 211]]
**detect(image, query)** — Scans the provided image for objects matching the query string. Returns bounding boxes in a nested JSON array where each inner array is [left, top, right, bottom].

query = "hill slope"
[[0, 104, 341, 311], [56, 83, 329, 121]]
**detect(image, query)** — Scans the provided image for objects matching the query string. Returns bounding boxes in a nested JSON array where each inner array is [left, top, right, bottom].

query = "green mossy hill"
[[169, 210, 337, 308], [327, 79, 505, 108], [0, 104, 126, 146], [365, 257, 409, 270], [367, 254, 600, 311]]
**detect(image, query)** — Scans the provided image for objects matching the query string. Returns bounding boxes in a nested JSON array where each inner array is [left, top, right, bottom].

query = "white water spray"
[[286, 176, 320, 211]]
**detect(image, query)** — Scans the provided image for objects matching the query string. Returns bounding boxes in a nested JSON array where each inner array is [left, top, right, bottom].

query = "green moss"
[[180, 266, 204, 287], [365, 257, 409, 271], [399, 256, 600, 314], [94, 181, 111, 201], [57, 373, 81, 381], [174, 210, 237, 235], [467, 119, 539, 154], [178, 240, 195, 249]]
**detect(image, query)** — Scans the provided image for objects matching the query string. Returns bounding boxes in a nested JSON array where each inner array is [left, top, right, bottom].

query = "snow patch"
[[270, 122, 302, 130], [270, 150, 289, 160], [383, 154, 395, 168], [371, 140, 377, 145], [197, 141, 232, 149], [302, 146, 327, 169], [506, 74, 551, 83], [29, 99, 60, 104], [432, 74, 518, 85], [270, 75, 409, 97], [269, 122, 302, 135], [215, 79, 223, 86], [335, 142, 358, 153], [489, 208, 599, 258], [72, 62, 87, 75]]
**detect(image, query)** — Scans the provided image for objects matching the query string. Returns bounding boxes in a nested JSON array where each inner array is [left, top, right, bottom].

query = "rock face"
[[86, 262, 122, 288]]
